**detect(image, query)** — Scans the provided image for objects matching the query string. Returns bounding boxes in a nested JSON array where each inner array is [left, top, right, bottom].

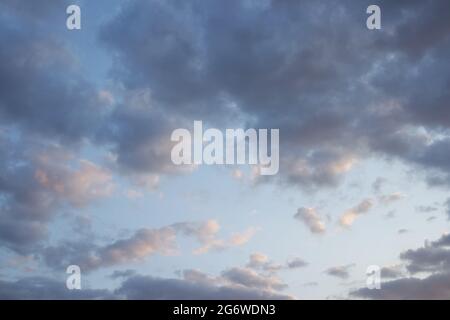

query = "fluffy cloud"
[[339, 199, 374, 227], [174, 220, 257, 254], [42, 220, 256, 271], [294, 207, 326, 234], [96, 0, 450, 190], [0, 137, 113, 253]]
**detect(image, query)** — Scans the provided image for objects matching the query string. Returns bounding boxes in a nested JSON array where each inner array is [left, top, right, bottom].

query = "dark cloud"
[[97, 0, 450, 189], [353, 234, 450, 299], [0, 6, 104, 144], [109, 269, 137, 279], [116, 273, 293, 300], [381, 266, 404, 279], [352, 272, 450, 300], [400, 234, 450, 274], [0, 270, 293, 300], [0, 277, 112, 300]]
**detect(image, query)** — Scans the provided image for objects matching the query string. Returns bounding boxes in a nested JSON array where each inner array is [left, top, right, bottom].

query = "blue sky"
[[1, 0, 450, 300]]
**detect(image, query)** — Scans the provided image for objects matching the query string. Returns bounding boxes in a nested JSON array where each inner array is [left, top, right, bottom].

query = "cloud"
[[378, 192, 406, 205], [381, 266, 404, 279], [445, 198, 450, 219], [325, 264, 355, 280], [221, 267, 287, 291], [42, 226, 177, 271], [116, 272, 293, 300], [400, 234, 450, 274], [294, 207, 326, 234], [34, 159, 114, 207], [0, 277, 113, 300], [339, 199, 374, 227], [109, 269, 137, 280], [416, 205, 438, 213], [351, 272, 450, 300], [247, 253, 270, 269], [372, 177, 387, 193], [352, 234, 450, 299], [42, 220, 256, 271], [0, 138, 113, 253], [246, 253, 307, 272], [174, 220, 257, 254], [286, 258, 308, 269], [0, 267, 294, 300], [0, 4, 104, 144], [96, 0, 450, 190]]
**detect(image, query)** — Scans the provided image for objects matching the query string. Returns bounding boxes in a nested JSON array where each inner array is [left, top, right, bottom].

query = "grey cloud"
[[287, 258, 308, 269], [325, 264, 355, 280], [42, 220, 255, 272], [381, 266, 404, 279], [0, 138, 113, 253], [42, 226, 177, 272], [351, 272, 450, 300], [400, 234, 450, 274], [221, 267, 287, 291], [0, 270, 293, 300], [110, 269, 137, 279], [353, 233, 450, 299], [1, 0, 450, 192], [97, 0, 450, 189], [0, 277, 113, 300], [294, 207, 326, 234], [0, 11, 103, 144], [116, 273, 293, 300]]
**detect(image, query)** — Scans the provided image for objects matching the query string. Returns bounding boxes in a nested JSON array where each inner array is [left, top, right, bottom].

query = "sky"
[[1, 0, 450, 300]]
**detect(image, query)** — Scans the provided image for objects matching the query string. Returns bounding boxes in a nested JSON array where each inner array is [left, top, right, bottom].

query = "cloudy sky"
[[1, 0, 450, 300]]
